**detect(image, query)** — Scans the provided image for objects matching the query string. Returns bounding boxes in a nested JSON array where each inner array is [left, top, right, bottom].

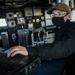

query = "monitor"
[[0, 18, 7, 28]]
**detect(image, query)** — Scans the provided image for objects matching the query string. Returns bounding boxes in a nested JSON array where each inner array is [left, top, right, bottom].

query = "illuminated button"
[[32, 19, 35, 22], [36, 19, 40, 22]]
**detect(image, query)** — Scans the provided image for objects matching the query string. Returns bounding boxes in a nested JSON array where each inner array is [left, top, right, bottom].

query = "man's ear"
[[64, 14, 70, 22], [67, 14, 71, 18]]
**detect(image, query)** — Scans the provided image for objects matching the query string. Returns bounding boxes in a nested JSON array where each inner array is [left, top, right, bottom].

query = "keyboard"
[[0, 52, 41, 75], [0, 60, 21, 75], [0, 53, 24, 75]]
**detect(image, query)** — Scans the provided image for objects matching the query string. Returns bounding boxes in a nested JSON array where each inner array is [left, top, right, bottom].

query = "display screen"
[[0, 18, 7, 28]]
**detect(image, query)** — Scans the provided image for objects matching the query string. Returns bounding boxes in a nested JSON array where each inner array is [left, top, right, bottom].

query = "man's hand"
[[7, 46, 28, 57]]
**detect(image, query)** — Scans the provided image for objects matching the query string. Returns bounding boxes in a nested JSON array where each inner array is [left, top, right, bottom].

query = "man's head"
[[47, 3, 71, 22], [47, 3, 70, 15], [47, 3, 71, 27]]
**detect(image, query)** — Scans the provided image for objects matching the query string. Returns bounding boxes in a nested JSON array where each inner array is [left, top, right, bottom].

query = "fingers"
[[8, 50, 26, 57], [7, 46, 28, 57], [7, 48, 20, 57]]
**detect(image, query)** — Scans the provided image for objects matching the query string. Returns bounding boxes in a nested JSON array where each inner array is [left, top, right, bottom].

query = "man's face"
[[52, 10, 67, 17]]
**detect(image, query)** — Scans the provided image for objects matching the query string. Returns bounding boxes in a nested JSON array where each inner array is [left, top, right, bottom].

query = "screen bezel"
[[0, 18, 8, 29]]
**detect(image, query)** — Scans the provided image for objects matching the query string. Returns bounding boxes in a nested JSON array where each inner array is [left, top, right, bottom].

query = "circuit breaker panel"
[[0, 0, 56, 48]]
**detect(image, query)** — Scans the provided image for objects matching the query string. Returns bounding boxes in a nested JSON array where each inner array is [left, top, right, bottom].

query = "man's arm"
[[7, 35, 75, 60], [27, 36, 75, 60]]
